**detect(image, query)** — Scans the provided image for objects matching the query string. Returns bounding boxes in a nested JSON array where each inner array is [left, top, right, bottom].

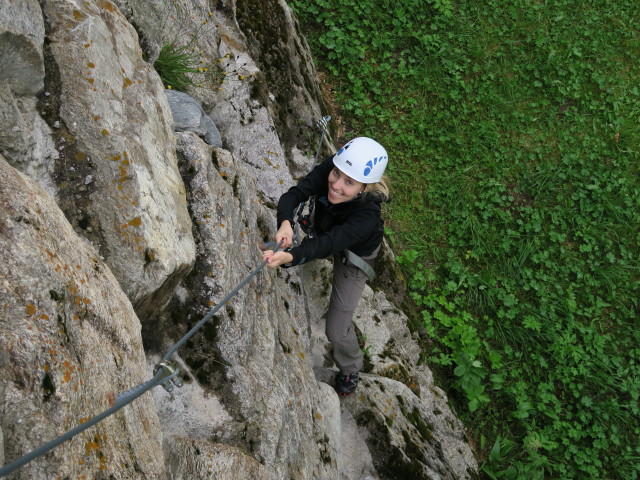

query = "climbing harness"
[[292, 115, 331, 247], [0, 240, 283, 478], [344, 249, 376, 282]]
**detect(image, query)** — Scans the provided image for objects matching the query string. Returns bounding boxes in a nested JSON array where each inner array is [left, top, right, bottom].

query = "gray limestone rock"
[[111, 0, 221, 66], [0, 155, 164, 479], [42, 0, 196, 320], [0, 84, 30, 160], [0, 1, 57, 197], [0, 0, 45, 96], [164, 438, 270, 480], [0, 88, 58, 199], [234, 0, 333, 163], [149, 353, 233, 442], [206, 39, 294, 205], [165, 89, 222, 147]]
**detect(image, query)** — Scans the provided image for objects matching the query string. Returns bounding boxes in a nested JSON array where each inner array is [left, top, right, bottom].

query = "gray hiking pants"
[[325, 246, 379, 374]]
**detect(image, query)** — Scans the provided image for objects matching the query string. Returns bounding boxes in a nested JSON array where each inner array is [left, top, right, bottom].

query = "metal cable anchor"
[[153, 360, 183, 392], [315, 115, 331, 130]]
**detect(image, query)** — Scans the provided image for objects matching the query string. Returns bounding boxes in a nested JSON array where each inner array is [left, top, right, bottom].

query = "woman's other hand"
[[262, 250, 294, 268], [275, 220, 294, 249]]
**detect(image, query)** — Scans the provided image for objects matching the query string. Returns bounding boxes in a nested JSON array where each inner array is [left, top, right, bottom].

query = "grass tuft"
[[154, 42, 202, 92]]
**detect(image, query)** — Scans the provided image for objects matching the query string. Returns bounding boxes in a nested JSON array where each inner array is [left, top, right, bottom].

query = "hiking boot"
[[335, 372, 359, 396]]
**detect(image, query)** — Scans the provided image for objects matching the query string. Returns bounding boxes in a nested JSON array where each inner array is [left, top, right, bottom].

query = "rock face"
[[0, 0, 479, 479], [0, 155, 164, 479], [0, 0, 45, 96], [0, 0, 57, 198], [41, 0, 196, 321]]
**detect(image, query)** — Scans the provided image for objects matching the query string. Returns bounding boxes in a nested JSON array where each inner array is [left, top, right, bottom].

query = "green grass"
[[154, 41, 204, 91], [289, 0, 640, 478]]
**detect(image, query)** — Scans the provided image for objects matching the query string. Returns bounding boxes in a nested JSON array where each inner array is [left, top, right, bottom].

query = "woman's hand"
[[275, 220, 294, 249], [262, 250, 294, 268], [259, 220, 294, 267]]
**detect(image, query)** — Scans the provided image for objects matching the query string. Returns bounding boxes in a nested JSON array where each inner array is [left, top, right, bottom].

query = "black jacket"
[[276, 156, 384, 266]]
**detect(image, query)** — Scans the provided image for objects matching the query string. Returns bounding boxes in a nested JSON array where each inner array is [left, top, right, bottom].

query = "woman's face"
[[327, 167, 366, 204]]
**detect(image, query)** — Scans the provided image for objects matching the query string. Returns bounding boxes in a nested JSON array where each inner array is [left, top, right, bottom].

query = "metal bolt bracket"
[[316, 115, 331, 130], [153, 361, 183, 392]]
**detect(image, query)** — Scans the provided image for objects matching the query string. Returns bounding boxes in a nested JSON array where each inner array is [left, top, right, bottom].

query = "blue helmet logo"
[[336, 142, 353, 157], [363, 156, 387, 177]]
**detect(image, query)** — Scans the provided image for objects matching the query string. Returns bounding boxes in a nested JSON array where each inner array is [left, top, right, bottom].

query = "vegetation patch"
[[154, 41, 205, 92], [290, 0, 640, 478]]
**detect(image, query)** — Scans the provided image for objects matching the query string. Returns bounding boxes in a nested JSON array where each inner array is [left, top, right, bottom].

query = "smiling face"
[[327, 167, 366, 204]]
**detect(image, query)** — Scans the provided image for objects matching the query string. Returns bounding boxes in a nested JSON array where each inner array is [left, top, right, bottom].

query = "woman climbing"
[[261, 137, 390, 396]]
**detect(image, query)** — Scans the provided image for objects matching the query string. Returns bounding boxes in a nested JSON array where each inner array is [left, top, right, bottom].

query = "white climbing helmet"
[[333, 137, 388, 183]]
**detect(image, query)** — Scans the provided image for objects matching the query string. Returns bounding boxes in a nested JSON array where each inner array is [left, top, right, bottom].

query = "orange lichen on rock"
[[99, 0, 117, 13], [85, 440, 99, 456], [128, 217, 142, 227]]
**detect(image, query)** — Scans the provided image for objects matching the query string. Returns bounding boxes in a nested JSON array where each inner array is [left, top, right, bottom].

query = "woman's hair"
[[364, 175, 391, 202]]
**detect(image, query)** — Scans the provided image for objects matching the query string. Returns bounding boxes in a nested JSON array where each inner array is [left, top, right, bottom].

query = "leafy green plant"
[[452, 353, 490, 412], [359, 333, 373, 358]]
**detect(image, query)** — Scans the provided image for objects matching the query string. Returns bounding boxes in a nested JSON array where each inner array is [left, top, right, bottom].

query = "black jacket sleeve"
[[276, 156, 333, 227]]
